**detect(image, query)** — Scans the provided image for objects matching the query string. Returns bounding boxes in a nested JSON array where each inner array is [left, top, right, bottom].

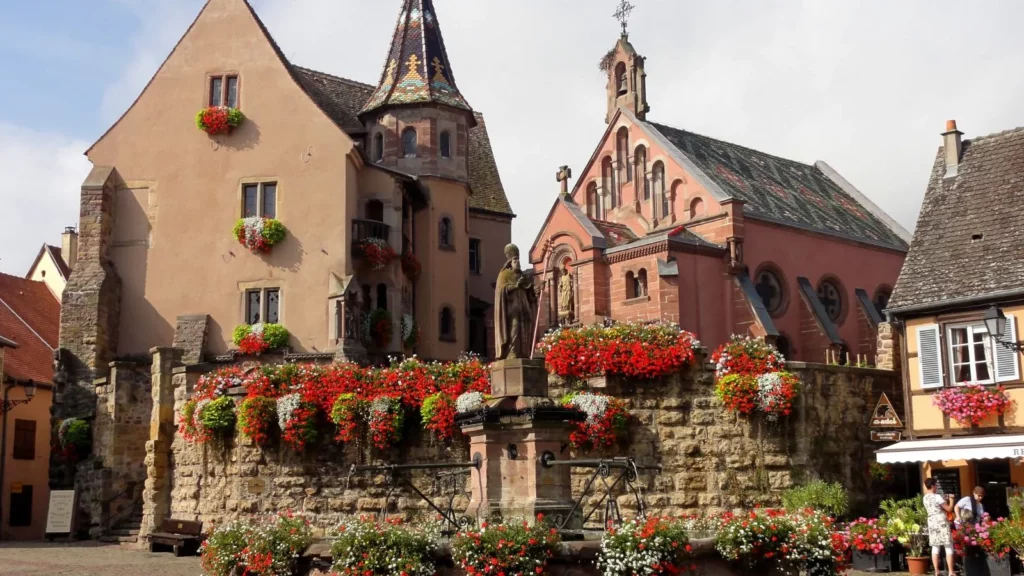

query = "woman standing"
[[923, 478, 957, 576]]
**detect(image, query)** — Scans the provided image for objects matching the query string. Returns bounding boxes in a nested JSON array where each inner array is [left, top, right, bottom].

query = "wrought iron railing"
[[346, 457, 482, 536], [351, 219, 390, 254], [541, 454, 661, 531]]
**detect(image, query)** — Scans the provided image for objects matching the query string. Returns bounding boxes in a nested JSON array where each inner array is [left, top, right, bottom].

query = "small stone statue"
[[557, 264, 574, 324], [495, 244, 537, 360]]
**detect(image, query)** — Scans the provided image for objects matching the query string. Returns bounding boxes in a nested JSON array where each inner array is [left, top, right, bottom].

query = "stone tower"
[[360, 0, 476, 183], [604, 33, 650, 124]]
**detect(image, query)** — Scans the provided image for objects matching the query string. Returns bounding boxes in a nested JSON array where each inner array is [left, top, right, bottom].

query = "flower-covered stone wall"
[[152, 355, 899, 535]]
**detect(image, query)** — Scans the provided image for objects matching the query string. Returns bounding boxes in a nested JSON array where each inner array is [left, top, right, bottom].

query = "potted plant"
[[880, 497, 929, 574], [848, 517, 891, 572]]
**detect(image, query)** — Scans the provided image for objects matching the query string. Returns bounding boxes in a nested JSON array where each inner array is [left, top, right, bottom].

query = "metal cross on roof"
[[613, 0, 634, 36]]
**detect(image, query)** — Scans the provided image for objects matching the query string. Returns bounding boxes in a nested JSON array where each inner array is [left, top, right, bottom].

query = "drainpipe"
[[0, 382, 10, 540]]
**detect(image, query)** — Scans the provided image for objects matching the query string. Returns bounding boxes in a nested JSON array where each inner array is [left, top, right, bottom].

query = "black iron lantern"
[[984, 305, 1007, 340]]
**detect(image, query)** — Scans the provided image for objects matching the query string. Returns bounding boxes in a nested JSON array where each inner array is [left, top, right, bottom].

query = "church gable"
[[528, 198, 605, 265]]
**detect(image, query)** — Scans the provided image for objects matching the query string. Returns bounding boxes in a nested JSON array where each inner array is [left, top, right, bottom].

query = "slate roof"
[[888, 127, 1024, 311], [645, 121, 909, 251], [361, 0, 472, 116], [292, 67, 512, 216], [0, 273, 59, 383]]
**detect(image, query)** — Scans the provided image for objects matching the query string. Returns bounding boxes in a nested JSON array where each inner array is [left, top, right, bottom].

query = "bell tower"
[[604, 1, 649, 124]]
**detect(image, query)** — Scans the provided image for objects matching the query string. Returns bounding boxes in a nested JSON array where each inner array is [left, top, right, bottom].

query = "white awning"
[[876, 434, 1024, 463]]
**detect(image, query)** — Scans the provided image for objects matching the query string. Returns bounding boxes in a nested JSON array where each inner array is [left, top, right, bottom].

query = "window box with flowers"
[[355, 238, 397, 271], [233, 323, 289, 356], [711, 335, 786, 379], [561, 392, 630, 452], [933, 383, 1012, 427], [195, 106, 245, 135], [233, 217, 286, 254], [401, 251, 421, 280]]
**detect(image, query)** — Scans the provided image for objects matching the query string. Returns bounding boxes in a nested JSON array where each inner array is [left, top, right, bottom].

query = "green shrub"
[[199, 397, 236, 436], [330, 517, 438, 576], [261, 324, 289, 348], [781, 480, 849, 518], [232, 324, 252, 345], [262, 219, 286, 246]]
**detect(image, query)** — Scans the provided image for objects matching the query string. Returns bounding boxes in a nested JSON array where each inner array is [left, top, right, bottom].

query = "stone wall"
[[150, 358, 899, 535]]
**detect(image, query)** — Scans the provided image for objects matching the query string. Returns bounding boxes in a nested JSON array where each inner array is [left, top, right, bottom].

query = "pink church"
[[529, 32, 910, 364]]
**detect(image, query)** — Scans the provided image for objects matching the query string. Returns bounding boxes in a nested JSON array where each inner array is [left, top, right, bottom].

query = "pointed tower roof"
[[361, 0, 473, 118]]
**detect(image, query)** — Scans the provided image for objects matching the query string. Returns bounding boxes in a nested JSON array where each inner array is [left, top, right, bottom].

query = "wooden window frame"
[[241, 182, 278, 219], [935, 310, 1021, 386], [944, 321, 994, 386], [12, 419, 35, 460], [245, 287, 282, 325], [208, 74, 240, 108]]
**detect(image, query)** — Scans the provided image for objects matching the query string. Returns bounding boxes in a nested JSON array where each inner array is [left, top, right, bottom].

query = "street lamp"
[[984, 305, 1024, 352], [0, 380, 35, 414]]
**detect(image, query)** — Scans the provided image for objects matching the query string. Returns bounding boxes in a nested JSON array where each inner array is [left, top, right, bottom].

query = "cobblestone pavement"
[[0, 542, 201, 575]]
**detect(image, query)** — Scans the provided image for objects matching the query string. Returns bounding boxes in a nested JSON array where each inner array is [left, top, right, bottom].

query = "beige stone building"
[[65, 0, 513, 373], [25, 228, 76, 299]]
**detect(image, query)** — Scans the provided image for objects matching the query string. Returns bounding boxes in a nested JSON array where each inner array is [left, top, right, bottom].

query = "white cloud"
[[0, 124, 91, 275]]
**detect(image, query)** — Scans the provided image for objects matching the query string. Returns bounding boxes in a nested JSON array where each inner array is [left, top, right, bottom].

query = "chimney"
[[61, 226, 78, 270], [942, 119, 964, 177]]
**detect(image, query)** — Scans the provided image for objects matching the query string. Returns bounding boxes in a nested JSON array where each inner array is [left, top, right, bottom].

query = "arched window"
[[440, 306, 456, 341], [817, 278, 844, 323], [616, 127, 630, 183], [652, 162, 666, 218], [373, 132, 384, 162], [615, 62, 627, 95], [755, 267, 786, 316], [402, 127, 418, 158], [689, 197, 705, 219], [376, 284, 388, 311], [637, 269, 648, 297], [602, 156, 617, 210], [586, 182, 599, 220], [635, 146, 649, 200], [626, 271, 637, 299], [365, 199, 384, 222], [439, 217, 453, 248], [440, 130, 451, 159]]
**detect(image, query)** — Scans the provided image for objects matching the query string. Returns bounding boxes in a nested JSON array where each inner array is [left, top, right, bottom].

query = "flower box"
[[355, 238, 397, 271], [233, 217, 286, 254], [987, 554, 1012, 576], [195, 106, 244, 135], [934, 383, 1011, 427], [852, 550, 891, 572]]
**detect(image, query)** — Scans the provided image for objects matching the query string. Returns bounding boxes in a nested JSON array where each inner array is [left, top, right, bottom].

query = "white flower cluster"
[[193, 398, 212, 432], [756, 372, 787, 420], [370, 396, 398, 416], [596, 517, 682, 576], [329, 519, 439, 576], [251, 322, 265, 336], [401, 313, 416, 341], [276, 393, 301, 430], [240, 216, 266, 250], [455, 391, 485, 414], [714, 352, 731, 378], [569, 393, 610, 424]]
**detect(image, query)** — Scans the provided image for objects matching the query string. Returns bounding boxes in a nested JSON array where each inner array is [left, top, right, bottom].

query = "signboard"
[[933, 469, 961, 497], [870, 393, 904, 429], [247, 478, 266, 495], [45, 490, 77, 535], [10, 483, 22, 494], [872, 430, 902, 442]]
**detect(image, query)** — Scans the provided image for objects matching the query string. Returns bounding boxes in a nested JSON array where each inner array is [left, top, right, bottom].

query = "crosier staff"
[[530, 239, 554, 359]]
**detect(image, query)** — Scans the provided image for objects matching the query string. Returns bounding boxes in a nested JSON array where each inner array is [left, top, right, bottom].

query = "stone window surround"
[[239, 280, 285, 326], [401, 126, 418, 158], [239, 179, 278, 219], [438, 214, 456, 251], [207, 72, 240, 108]]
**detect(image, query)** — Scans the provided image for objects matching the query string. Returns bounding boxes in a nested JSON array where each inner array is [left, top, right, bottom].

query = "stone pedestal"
[[459, 359, 582, 527], [333, 339, 368, 364]]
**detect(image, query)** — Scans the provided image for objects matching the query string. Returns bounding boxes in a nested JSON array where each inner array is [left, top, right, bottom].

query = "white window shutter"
[[995, 314, 1020, 383], [918, 324, 943, 389]]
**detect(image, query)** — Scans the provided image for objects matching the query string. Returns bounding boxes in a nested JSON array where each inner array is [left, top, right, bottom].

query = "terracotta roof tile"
[[889, 127, 1024, 310], [0, 273, 59, 383]]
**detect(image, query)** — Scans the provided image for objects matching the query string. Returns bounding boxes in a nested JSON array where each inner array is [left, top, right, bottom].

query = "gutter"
[[886, 287, 1024, 317]]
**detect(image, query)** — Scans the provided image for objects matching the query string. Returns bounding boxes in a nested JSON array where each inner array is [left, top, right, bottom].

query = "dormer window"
[[440, 131, 452, 159], [210, 75, 239, 108], [402, 127, 418, 158]]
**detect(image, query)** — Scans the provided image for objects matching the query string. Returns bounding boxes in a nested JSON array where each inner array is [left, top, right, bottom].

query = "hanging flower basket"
[[421, 392, 458, 443], [401, 252, 422, 279], [933, 383, 1011, 427], [715, 370, 800, 419], [233, 217, 286, 254], [195, 106, 244, 135], [329, 393, 365, 444], [711, 335, 786, 379], [57, 418, 92, 462], [367, 396, 404, 451], [562, 392, 630, 451], [355, 238, 397, 271], [276, 393, 319, 452], [362, 309, 393, 349], [233, 323, 290, 356], [869, 462, 893, 483], [401, 313, 419, 349]]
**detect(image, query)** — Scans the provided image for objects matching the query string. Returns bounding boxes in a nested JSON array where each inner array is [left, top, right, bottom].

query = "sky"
[[3, 0, 1024, 274]]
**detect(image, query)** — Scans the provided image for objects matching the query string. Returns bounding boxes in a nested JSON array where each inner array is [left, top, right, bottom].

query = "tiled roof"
[[0, 273, 59, 383], [591, 221, 638, 248], [646, 122, 909, 251], [290, 67, 512, 216], [888, 127, 1024, 311], [361, 0, 472, 116], [48, 245, 71, 279]]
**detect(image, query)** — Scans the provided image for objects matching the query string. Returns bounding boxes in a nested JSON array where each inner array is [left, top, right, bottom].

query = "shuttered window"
[[995, 314, 1020, 383], [917, 324, 943, 389]]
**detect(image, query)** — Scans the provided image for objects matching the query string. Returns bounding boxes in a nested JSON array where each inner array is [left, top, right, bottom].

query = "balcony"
[[352, 219, 391, 252]]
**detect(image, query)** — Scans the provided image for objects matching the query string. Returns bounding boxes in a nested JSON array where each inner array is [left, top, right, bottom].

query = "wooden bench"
[[147, 519, 203, 557]]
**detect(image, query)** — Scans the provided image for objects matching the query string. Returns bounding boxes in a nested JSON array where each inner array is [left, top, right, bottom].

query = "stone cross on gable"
[[556, 165, 572, 198]]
